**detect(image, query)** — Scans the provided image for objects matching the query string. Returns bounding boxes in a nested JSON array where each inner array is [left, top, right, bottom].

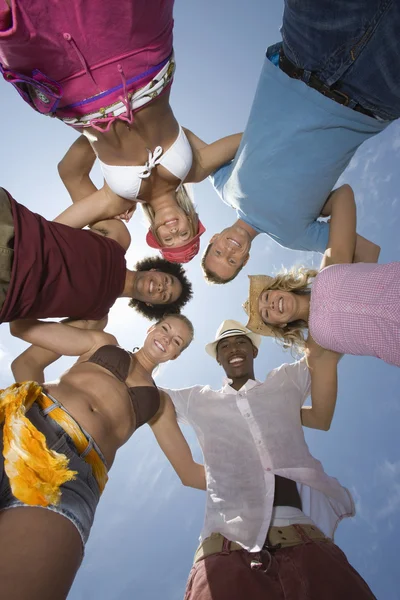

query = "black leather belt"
[[278, 48, 376, 119]]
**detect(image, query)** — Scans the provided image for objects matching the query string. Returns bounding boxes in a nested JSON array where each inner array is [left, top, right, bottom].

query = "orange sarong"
[[0, 382, 108, 507]]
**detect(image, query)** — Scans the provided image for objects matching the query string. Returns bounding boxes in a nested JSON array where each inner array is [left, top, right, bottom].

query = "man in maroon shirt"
[[0, 188, 192, 323]]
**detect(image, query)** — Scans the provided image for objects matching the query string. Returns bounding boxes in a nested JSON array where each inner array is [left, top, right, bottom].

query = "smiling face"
[[144, 316, 193, 363], [153, 205, 193, 248], [204, 225, 251, 281], [133, 270, 182, 305], [258, 289, 300, 326], [216, 335, 257, 380]]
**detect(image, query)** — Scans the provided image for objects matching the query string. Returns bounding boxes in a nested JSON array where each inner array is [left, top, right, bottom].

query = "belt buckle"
[[263, 540, 281, 552], [331, 89, 350, 107]]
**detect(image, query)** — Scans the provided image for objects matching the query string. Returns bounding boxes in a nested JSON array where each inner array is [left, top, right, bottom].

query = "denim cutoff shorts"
[[0, 402, 103, 548]]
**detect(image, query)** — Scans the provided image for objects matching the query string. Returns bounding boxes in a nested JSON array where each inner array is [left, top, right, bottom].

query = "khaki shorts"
[[0, 188, 14, 312]]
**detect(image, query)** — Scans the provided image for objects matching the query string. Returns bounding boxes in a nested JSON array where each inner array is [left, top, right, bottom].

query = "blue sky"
[[1, 1, 399, 598]]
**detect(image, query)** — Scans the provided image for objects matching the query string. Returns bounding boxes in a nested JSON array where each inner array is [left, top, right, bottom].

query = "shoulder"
[[313, 263, 344, 295], [90, 220, 130, 252], [159, 385, 207, 426], [208, 161, 234, 194], [161, 384, 206, 400], [73, 331, 118, 364], [90, 331, 118, 350], [266, 358, 309, 382], [160, 385, 211, 410]]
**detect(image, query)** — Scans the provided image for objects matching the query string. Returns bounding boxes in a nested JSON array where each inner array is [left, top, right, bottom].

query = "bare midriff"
[[43, 361, 138, 468], [82, 92, 182, 199], [84, 92, 177, 164]]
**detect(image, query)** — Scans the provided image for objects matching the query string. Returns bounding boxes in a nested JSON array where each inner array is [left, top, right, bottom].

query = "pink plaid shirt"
[[309, 262, 400, 367]]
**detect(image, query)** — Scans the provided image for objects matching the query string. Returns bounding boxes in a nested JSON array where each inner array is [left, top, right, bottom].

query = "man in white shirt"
[[164, 320, 375, 600]]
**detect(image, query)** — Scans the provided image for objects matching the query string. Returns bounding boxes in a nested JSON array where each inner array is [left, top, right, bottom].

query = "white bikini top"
[[99, 126, 193, 201]]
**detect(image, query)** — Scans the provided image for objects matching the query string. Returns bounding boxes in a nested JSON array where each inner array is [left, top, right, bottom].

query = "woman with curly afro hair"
[[131, 256, 193, 320]]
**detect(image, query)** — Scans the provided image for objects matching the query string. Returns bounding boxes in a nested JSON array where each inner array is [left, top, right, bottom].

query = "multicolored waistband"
[[0, 52, 175, 132], [60, 53, 176, 130], [0, 381, 108, 507]]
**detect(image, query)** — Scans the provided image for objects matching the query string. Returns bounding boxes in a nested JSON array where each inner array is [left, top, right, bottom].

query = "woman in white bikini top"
[[56, 89, 241, 264], [0, 0, 241, 263]]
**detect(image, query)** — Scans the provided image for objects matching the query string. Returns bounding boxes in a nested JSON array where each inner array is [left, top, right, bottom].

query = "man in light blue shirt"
[[202, 1, 399, 283]]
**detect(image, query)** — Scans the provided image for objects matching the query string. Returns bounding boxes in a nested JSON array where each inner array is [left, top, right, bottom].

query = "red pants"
[[185, 539, 376, 600]]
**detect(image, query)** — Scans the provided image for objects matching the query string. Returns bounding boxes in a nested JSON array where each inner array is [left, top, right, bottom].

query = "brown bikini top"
[[86, 345, 160, 428]]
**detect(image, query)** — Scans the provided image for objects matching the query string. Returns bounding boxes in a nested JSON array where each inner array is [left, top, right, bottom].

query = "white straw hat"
[[205, 319, 262, 359]]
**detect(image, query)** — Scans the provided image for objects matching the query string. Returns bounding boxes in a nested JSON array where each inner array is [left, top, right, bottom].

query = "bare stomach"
[[43, 366, 137, 468], [83, 93, 179, 166]]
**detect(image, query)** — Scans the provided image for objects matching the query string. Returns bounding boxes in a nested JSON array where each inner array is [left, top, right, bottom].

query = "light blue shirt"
[[210, 46, 388, 253]]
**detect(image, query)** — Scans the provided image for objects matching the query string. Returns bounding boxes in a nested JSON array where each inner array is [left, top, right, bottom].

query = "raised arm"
[[11, 317, 108, 382], [53, 183, 133, 232], [353, 234, 380, 263], [10, 318, 116, 358], [11, 346, 58, 383], [320, 184, 357, 269], [55, 137, 132, 249], [184, 128, 242, 183], [57, 135, 98, 202], [55, 135, 134, 233], [321, 184, 380, 266], [300, 338, 341, 431], [149, 391, 206, 490]]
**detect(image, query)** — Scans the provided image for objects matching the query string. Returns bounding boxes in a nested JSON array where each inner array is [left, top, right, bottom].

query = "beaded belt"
[[60, 53, 176, 129], [0, 53, 175, 129]]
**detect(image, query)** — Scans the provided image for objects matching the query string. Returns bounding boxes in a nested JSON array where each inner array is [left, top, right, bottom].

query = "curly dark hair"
[[129, 256, 193, 320]]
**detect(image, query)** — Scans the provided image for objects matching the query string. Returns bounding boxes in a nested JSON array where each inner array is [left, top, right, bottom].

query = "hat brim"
[[243, 275, 276, 337], [205, 330, 261, 359]]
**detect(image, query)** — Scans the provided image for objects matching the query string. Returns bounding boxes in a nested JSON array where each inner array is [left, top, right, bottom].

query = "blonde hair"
[[142, 185, 199, 245], [263, 266, 318, 356]]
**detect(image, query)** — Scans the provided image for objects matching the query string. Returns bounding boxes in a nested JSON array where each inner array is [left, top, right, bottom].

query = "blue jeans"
[[281, 0, 399, 120], [0, 402, 102, 547]]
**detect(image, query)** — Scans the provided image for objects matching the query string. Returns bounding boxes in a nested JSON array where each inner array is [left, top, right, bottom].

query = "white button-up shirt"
[[165, 359, 354, 552]]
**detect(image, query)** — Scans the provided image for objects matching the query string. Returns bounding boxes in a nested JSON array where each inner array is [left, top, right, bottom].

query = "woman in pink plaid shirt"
[[244, 184, 400, 374]]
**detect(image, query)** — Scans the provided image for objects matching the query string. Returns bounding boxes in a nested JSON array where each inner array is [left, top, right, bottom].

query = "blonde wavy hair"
[[142, 185, 199, 245], [264, 265, 318, 356]]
